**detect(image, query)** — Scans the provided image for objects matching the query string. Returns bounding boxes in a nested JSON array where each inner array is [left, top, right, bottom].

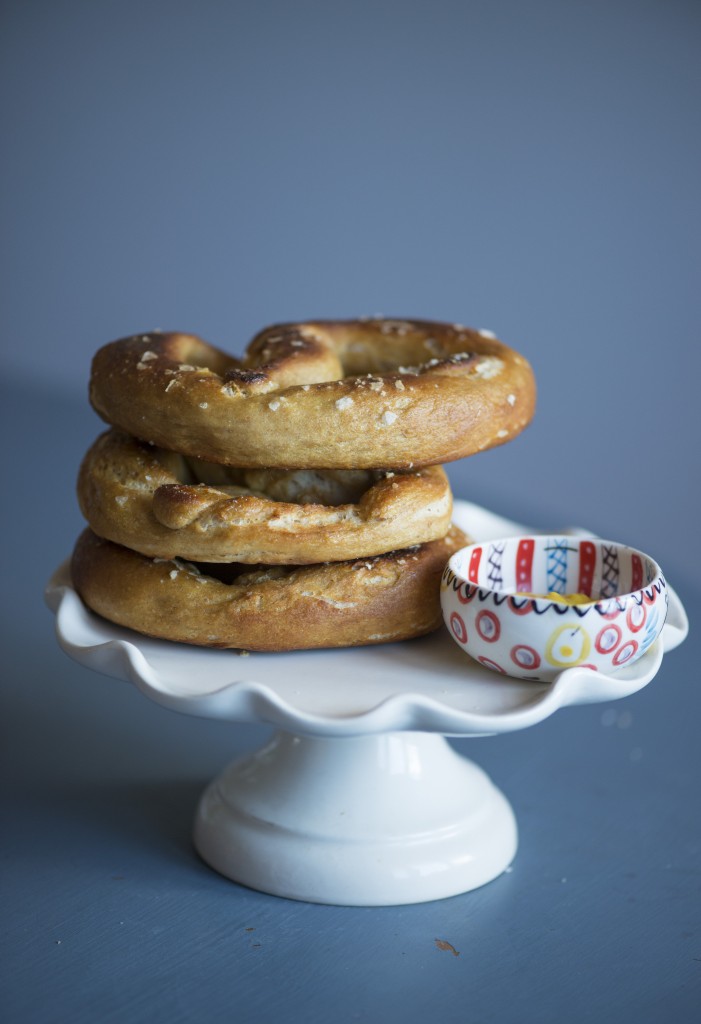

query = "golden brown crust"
[[77, 430, 454, 563], [89, 319, 536, 469], [70, 525, 470, 651]]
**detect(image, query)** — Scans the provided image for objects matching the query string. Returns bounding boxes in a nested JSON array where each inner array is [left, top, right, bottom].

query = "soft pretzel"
[[89, 319, 536, 469], [71, 525, 470, 651], [77, 429, 453, 564]]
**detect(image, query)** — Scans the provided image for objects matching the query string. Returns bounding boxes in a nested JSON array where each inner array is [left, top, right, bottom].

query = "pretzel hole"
[[164, 542, 421, 588], [184, 460, 378, 505], [152, 457, 383, 529]]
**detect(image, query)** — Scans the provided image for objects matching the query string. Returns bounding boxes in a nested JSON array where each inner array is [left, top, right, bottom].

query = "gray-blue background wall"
[[2, 0, 699, 579]]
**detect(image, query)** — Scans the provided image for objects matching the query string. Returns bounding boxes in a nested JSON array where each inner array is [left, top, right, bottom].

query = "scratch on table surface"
[[435, 938, 460, 957]]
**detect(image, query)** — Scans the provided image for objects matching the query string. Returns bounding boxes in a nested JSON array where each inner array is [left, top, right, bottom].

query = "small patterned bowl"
[[440, 535, 668, 681]]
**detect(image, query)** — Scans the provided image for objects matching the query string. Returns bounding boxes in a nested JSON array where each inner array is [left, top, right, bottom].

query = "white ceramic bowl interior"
[[441, 535, 668, 681]]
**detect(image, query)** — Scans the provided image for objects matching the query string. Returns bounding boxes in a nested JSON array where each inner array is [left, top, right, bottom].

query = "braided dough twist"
[[89, 319, 536, 469], [78, 430, 453, 563]]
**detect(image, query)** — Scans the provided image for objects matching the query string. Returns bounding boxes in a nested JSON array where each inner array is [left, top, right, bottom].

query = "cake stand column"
[[193, 730, 517, 906]]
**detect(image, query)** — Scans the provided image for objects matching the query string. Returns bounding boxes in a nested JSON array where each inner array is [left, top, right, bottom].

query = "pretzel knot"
[[89, 319, 536, 469], [77, 430, 453, 564]]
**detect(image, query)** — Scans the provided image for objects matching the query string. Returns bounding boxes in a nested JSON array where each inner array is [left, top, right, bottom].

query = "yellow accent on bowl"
[[545, 622, 592, 668], [515, 591, 594, 606]]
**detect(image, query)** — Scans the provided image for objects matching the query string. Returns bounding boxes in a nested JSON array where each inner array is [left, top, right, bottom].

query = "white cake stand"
[[46, 501, 689, 906]]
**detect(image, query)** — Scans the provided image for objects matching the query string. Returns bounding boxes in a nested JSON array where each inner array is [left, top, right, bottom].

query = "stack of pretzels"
[[71, 319, 536, 651]]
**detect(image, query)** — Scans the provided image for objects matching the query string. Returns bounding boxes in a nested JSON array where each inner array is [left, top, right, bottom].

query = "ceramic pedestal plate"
[[46, 502, 688, 906]]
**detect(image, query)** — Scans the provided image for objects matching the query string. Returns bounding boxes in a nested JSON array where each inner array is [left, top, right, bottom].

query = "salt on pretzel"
[[77, 429, 453, 564], [89, 319, 536, 469], [71, 525, 470, 651]]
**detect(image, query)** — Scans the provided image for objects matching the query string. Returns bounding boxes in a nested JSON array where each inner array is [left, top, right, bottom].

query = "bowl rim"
[[445, 534, 665, 607]]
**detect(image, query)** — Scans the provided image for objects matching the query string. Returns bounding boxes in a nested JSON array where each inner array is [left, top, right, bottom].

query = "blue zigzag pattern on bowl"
[[441, 566, 667, 619]]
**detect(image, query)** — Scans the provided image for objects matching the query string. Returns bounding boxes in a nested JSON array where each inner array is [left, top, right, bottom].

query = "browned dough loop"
[[77, 430, 453, 564], [71, 526, 470, 651], [89, 319, 536, 469]]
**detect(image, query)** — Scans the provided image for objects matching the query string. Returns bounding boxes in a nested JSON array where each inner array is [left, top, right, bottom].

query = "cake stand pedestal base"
[[193, 730, 517, 906]]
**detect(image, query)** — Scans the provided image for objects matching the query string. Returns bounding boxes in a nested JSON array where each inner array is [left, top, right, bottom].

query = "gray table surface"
[[2, 383, 699, 1024]]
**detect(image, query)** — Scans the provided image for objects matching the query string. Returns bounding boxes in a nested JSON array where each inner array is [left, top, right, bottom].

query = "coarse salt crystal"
[[394, 380, 405, 390], [335, 396, 354, 411], [381, 411, 397, 425], [473, 357, 503, 379], [497, 429, 509, 438], [169, 570, 178, 579], [507, 393, 516, 406], [268, 400, 280, 411], [140, 350, 157, 361], [199, 402, 209, 409], [165, 379, 177, 393], [115, 495, 128, 506], [478, 328, 497, 339]]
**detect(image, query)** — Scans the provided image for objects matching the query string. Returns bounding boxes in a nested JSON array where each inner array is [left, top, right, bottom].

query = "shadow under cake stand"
[[46, 501, 689, 906]]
